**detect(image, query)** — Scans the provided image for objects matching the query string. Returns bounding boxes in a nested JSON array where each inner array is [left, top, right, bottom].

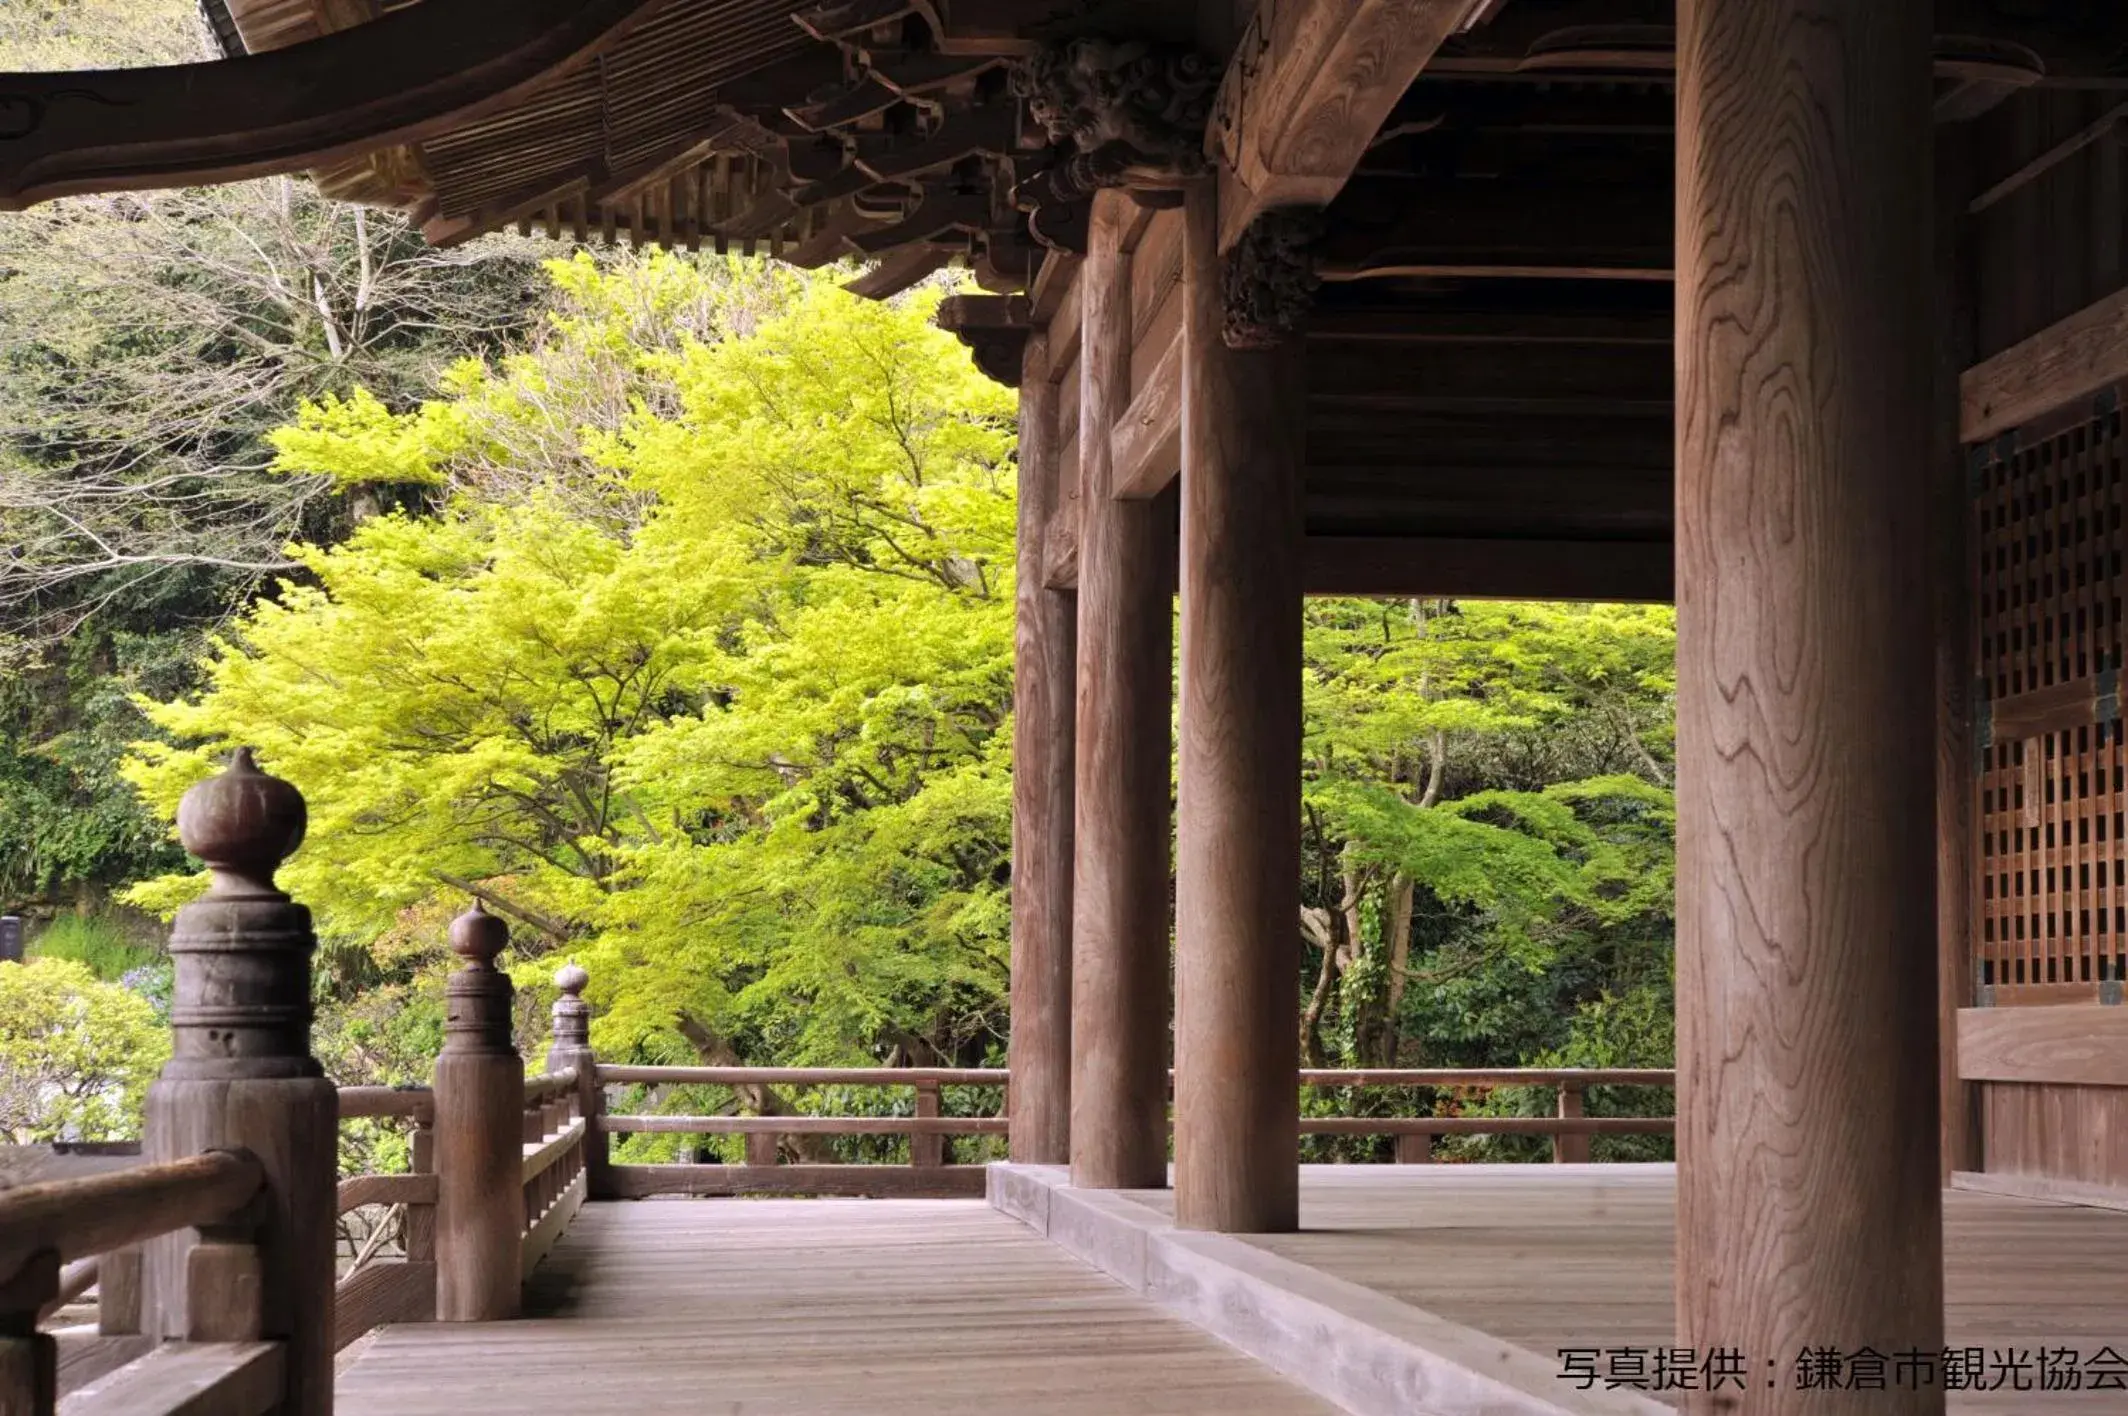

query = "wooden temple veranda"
[[9, 1, 2128, 1413]]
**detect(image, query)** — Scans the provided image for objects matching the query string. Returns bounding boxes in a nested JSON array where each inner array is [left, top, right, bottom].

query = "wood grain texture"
[[1961, 284, 2128, 442], [335, 1200, 1340, 1416], [1173, 180, 1302, 1235], [1935, 127, 1979, 1182], [1067, 1164, 2128, 1416], [333, 1261, 436, 1352], [141, 1079, 336, 1416], [57, 1341, 280, 1416], [1978, 1080, 2128, 1185], [1957, 1005, 2128, 1085], [431, 1056, 524, 1323], [0, 0, 670, 209], [1009, 334, 1075, 1166], [1111, 329, 1182, 502], [605, 1164, 987, 1200], [1207, 0, 1473, 250], [0, 1153, 259, 1286], [1674, 0, 1943, 1405], [1070, 191, 1173, 1193]]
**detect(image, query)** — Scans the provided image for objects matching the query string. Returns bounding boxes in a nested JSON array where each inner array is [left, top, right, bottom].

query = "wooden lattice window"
[[1973, 385, 2128, 1003]]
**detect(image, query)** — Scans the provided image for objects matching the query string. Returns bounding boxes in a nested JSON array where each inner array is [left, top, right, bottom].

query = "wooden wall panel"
[[1980, 1081, 2128, 1187]]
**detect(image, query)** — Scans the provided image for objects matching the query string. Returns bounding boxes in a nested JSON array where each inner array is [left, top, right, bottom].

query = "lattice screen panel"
[[1973, 386, 2128, 1003]]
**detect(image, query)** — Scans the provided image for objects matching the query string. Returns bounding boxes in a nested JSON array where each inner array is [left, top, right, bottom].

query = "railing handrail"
[[597, 1064, 1670, 1089], [337, 1085, 435, 1122], [598, 1065, 1008, 1087], [523, 1068, 578, 1103], [1299, 1067, 1674, 1088], [0, 1150, 263, 1287], [601, 1115, 1008, 1136]]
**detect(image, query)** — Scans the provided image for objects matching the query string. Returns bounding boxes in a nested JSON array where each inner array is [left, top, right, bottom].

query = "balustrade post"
[[1394, 1133, 1432, 1165], [912, 1081, 944, 1169], [405, 1121, 436, 1263], [1553, 1084, 1590, 1164], [432, 902, 525, 1322], [142, 749, 336, 1415], [546, 964, 610, 1200]]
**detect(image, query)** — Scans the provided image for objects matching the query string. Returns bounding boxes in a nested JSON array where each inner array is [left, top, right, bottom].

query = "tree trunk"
[[673, 1013, 836, 1163]]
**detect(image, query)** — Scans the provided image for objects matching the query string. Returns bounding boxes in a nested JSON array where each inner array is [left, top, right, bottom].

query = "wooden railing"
[[332, 1085, 437, 1351], [520, 1070, 587, 1278], [589, 1063, 1676, 1198], [1, 1151, 279, 1415], [598, 1066, 1010, 1198]]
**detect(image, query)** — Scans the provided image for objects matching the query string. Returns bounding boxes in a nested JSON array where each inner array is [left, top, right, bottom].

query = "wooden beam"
[[1960, 285, 2128, 443], [0, 0, 669, 208], [1303, 536, 1671, 601], [1112, 329, 1183, 500], [1207, 0, 1479, 251], [1676, 0, 1941, 1384], [1317, 180, 1673, 282], [1957, 1006, 2128, 1087]]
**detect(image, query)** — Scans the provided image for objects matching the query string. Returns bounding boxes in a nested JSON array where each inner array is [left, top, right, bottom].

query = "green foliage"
[[0, 956, 168, 1143], [26, 914, 159, 982], [128, 256, 1018, 1074]]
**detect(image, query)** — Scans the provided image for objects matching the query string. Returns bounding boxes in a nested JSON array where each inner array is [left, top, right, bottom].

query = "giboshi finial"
[[555, 962, 589, 997], [448, 899, 509, 968], [175, 745, 307, 894]]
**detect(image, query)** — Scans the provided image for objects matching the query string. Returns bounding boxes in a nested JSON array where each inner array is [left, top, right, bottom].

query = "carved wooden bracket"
[[937, 293, 1032, 386], [1012, 36, 1218, 206], [1222, 207, 1323, 350]]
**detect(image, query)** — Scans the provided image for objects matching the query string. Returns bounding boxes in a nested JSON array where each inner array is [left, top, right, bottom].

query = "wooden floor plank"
[[1123, 1165, 2128, 1415], [336, 1199, 1340, 1415]]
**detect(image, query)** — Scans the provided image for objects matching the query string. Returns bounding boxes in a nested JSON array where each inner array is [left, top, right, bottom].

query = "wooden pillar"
[[433, 902, 525, 1322], [1172, 182, 1304, 1233], [1070, 190, 1173, 1191], [1676, 0, 1944, 1403], [1009, 332, 1076, 1166], [546, 963, 611, 1200], [1933, 129, 1980, 1181], [143, 749, 336, 1415], [1553, 1084, 1590, 1165]]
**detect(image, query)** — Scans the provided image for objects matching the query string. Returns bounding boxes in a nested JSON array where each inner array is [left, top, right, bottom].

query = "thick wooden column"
[[144, 749, 336, 1416], [1676, 0, 1944, 1404], [1933, 133, 1980, 1181], [1009, 333, 1076, 1166], [1173, 181, 1303, 1233], [1070, 191, 1173, 1190], [433, 902, 526, 1321]]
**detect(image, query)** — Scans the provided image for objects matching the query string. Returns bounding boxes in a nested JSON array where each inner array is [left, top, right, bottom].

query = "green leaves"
[[127, 256, 1016, 1069], [0, 956, 169, 1143]]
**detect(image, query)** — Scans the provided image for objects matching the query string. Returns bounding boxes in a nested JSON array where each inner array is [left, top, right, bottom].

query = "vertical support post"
[[1676, 0, 1944, 1400], [0, 1253, 58, 1416], [1553, 1085, 1590, 1164], [912, 1080, 945, 1169], [433, 903, 525, 1322], [1070, 189, 1174, 1192], [405, 1122, 436, 1262], [546, 964, 610, 1200], [1394, 1133, 1432, 1165], [142, 749, 335, 1415], [1172, 182, 1305, 1234], [1934, 123, 1980, 1181], [1009, 331, 1076, 1167]]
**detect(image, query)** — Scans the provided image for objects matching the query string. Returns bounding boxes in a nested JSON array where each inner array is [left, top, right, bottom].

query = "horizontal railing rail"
[[331, 1083, 437, 1352], [0, 1150, 273, 1416], [520, 1071, 589, 1280]]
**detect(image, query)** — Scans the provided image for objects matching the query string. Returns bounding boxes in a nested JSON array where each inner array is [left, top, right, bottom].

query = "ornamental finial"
[[175, 746, 307, 896], [448, 900, 509, 969]]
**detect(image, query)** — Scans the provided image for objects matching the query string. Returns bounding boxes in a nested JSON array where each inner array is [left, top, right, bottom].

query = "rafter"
[[0, 0, 674, 208]]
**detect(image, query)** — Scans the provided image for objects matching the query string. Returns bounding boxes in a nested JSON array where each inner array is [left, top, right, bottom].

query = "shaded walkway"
[[337, 1198, 1339, 1416]]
